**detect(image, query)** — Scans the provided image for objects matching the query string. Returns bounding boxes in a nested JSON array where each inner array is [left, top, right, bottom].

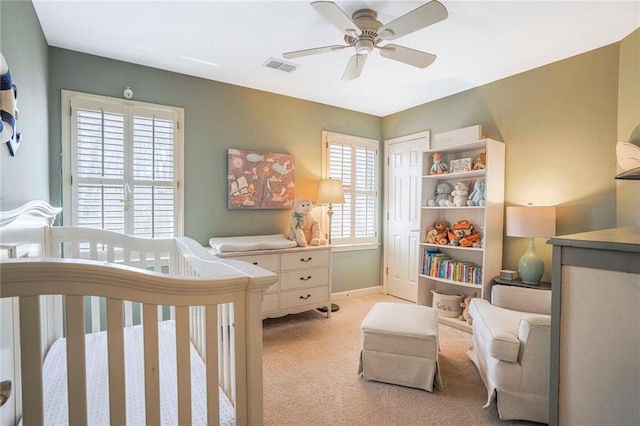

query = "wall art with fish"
[[227, 148, 295, 209]]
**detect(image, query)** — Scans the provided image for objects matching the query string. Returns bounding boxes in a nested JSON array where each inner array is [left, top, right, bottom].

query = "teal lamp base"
[[518, 239, 544, 284]]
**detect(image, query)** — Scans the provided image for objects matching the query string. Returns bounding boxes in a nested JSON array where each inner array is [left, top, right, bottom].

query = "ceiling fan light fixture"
[[355, 39, 374, 55]]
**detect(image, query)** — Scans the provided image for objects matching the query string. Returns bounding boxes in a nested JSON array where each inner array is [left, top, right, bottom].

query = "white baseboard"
[[332, 286, 383, 301]]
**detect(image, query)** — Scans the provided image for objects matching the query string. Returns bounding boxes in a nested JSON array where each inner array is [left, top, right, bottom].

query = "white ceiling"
[[33, 0, 639, 117]]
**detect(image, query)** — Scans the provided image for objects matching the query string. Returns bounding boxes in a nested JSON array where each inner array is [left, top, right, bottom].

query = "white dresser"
[[215, 245, 333, 319]]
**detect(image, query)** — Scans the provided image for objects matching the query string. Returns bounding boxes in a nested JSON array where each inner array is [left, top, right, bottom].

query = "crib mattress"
[[39, 321, 235, 425]]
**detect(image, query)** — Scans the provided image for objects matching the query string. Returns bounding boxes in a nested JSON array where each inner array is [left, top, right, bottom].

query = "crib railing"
[[2, 226, 276, 425]]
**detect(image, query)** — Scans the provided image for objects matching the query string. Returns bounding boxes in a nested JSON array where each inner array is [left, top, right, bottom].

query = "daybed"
[[0, 200, 277, 425]]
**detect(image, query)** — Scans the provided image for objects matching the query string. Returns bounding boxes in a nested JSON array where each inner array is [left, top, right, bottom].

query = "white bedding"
[[40, 321, 235, 425], [209, 233, 297, 254]]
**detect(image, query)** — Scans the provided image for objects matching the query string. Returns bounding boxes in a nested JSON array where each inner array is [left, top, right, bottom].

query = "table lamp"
[[316, 178, 344, 313], [316, 178, 345, 245], [506, 205, 556, 284]]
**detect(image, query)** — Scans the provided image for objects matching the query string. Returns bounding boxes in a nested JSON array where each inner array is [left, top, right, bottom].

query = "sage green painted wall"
[[47, 47, 382, 293], [0, 0, 49, 202], [617, 28, 640, 227], [382, 44, 620, 283]]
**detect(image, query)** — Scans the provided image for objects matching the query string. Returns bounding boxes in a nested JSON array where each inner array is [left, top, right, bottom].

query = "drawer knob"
[[299, 294, 311, 300], [299, 276, 312, 281], [252, 262, 258, 265], [300, 257, 312, 262]]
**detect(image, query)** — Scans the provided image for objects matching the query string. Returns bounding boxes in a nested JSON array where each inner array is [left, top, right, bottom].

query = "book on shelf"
[[422, 247, 482, 284]]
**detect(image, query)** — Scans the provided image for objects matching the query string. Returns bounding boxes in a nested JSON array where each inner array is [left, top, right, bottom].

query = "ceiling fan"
[[283, 1, 448, 81]]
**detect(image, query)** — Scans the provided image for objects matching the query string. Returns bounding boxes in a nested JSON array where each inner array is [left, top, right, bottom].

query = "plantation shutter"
[[72, 101, 126, 233], [68, 95, 182, 237], [131, 108, 176, 238], [325, 132, 378, 245]]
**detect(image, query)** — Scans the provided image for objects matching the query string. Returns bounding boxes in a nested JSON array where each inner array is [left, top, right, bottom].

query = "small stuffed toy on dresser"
[[289, 198, 327, 247]]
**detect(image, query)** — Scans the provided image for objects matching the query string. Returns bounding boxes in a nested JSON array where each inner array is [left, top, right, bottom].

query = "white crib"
[[0, 200, 277, 425]]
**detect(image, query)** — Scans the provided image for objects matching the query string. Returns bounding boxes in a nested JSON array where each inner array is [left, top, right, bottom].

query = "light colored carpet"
[[262, 294, 541, 426]]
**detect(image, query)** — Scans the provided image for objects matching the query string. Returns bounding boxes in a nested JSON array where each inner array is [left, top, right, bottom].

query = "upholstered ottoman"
[[358, 302, 442, 391]]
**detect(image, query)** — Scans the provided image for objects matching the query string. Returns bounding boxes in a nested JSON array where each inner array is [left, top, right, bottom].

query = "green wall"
[[617, 28, 640, 227], [0, 0, 50, 202], [383, 44, 621, 282], [47, 47, 382, 293]]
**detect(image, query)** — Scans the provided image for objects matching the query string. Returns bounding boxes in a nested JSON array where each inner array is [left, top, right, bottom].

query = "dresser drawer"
[[281, 268, 328, 290], [280, 249, 329, 271], [234, 253, 279, 273], [280, 285, 329, 310], [262, 293, 279, 312]]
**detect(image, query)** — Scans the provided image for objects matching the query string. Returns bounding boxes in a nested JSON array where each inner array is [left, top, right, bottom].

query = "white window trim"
[[321, 130, 380, 252], [61, 90, 185, 236]]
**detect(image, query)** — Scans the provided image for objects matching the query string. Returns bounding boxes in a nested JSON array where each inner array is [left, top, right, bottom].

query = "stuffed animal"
[[447, 228, 464, 246], [459, 292, 478, 324], [445, 181, 469, 207], [430, 152, 448, 175], [467, 179, 486, 207], [449, 219, 481, 247], [426, 220, 449, 245], [288, 198, 327, 247], [472, 152, 486, 170], [427, 182, 453, 207]]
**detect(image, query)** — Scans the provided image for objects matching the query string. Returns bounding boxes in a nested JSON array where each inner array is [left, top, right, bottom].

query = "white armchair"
[[467, 284, 551, 424]]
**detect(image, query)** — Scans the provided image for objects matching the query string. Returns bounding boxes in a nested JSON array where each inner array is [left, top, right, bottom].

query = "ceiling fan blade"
[[283, 44, 350, 59], [342, 54, 367, 81], [378, 44, 436, 68], [311, 1, 362, 37], [378, 0, 448, 41]]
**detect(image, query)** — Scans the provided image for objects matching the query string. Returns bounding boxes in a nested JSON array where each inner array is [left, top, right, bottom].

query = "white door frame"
[[383, 130, 430, 296]]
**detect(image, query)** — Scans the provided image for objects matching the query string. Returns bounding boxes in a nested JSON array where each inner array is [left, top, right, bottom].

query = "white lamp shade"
[[317, 179, 345, 204], [506, 206, 556, 238]]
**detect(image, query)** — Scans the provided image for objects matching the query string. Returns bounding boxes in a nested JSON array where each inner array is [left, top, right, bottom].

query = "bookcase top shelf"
[[427, 138, 503, 154]]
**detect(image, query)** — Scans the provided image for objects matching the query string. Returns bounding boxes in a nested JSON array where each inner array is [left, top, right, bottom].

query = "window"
[[322, 131, 379, 248], [62, 91, 184, 237]]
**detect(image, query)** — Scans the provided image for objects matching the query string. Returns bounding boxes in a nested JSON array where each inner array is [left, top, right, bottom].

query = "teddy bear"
[[288, 198, 327, 247], [472, 152, 486, 170], [445, 181, 469, 207], [427, 182, 453, 207], [429, 152, 448, 175], [467, 179, 486, 207], [459, 292, 478, 324], [426, 220, 449, 245]]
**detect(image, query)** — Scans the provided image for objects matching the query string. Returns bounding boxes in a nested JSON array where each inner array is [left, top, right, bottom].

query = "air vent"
[[263, 58, 299, 73]]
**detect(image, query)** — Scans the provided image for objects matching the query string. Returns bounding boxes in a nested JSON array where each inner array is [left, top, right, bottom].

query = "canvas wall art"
[[227, 149, 295, 209]]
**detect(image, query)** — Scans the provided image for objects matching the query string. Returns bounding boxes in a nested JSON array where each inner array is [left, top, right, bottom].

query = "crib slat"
[[229, 302, 238, 406], [219, 304, 230, 395], [176, 306, 192, 425], [91, 296, 101, 332], [206, 305, 220, 426], [19, 296, 44, 426], [106, 298, 126, 425], [66, 295, 88, 425], [140, 251, 147, 270], [89, 241, 97, 260], [154, 250, 162, 272], [142, 304, 161, 425]]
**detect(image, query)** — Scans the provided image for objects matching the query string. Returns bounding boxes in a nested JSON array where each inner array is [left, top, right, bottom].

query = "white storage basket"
[[431, 290, 463, 317]]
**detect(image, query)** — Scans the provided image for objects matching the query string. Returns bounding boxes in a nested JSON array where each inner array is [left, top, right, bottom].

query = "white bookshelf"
[[417, 139, 505, 331]]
